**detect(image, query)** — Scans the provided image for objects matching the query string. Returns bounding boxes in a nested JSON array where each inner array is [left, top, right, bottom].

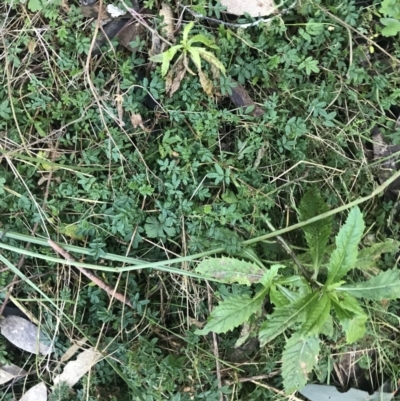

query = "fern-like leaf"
[[326, 207, 365, 285], [298, 188, 332, 273], [282, 335, 320, 393]]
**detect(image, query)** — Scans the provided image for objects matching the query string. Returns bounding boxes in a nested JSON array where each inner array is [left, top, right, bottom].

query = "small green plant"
[[196, 189, 400, 393], [378, 0, 400, 36], [149, 22, 226, 96]]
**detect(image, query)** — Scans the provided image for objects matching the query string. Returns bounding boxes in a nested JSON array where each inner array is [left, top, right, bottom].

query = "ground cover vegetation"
[[1, 0, 400, 399]]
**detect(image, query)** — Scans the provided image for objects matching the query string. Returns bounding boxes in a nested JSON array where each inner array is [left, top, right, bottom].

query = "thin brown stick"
[[237, 373, 279, 382], [250, 380, 303, 401], [264, 220, 313, 283], [48, 239, 133, 308]]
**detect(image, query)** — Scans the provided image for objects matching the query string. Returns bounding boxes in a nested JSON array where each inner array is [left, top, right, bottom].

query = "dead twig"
[[48, 239, 133, 309], [264, 220, 313, 283]]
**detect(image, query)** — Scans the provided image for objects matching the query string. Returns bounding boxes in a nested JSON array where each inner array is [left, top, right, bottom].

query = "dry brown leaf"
[[130, 114, 151, 132], [0, 363, 27, 385], [198, 70, 213, 97], [166, 58, 186, 97], [229, 80, 264, 117], [116, 22, 144, 52], [221, 0, 277, 17], [27, 40, 36, 54], [80, 4, 109, 19], [53, 348, 102, 388], [0, 315, 52, 355], [114, 93, 125, 126], [61, 0, 70, 13], [160, 2, 175, 41], [61, 338, 88, 363], [19, 382, 47, 401]]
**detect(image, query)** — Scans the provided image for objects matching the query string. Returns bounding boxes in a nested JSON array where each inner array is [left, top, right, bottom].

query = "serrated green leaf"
[[299, 293, 330, 336], [195, 257, 265, 285], [298, 188, 332, 271], [338, 292, 365, 315], [234, 248, 264, 268], [331, 293, 367, 343], [341, 314, 367, 343], [326, 207, 365, 284], [270, 285, 290, 307], [196, 290, 266, 335], [259, 292, 318, 345], [341, 269, 400, 300], [320, 314, 334, 337], [381, 18, 400, 37], [282, 335, 320, 393], [356, 240, 400, 270], [259, 264, 283, 288]]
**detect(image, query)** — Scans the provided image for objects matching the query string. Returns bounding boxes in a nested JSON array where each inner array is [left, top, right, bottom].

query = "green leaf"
[[195, 257, 265, 285], [188, 48, 202, 70], [28, 0, 43, 11], [306, 21, 324, 36], [161, 46, 183, 77], [341, 269, 400, 300], [149, 53, 164, 63], [298, 56, 320, 75], [259, 292, 318, 345], [182, 22, 194, 43], [341, 314, 367, 343], [270, 285, 290, 307], [259, 264, 283, 288], [320, 314, 334, 338], [282, 335, 320, 393], [196, 290, 266, 335], [187, 34, 219, 49], [144, 215, 176, 239], [299, 293, 330, 336], [326, 207, 365, 285], [331, 293, 367, 343], [298, 188, 332, 272], [355, 239, 400, 270], [380, 0, 400, 19], [381, 18, 400, 36]]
